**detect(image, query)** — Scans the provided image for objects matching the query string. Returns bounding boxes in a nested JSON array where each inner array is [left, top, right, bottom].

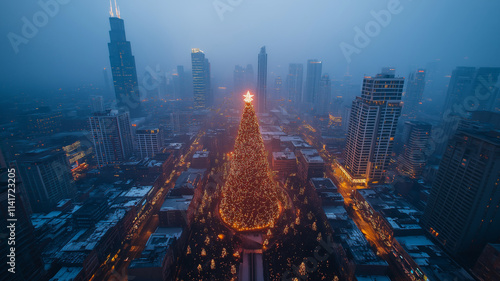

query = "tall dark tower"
[[107, 1, 141, 117], [191, 48, 212, 110], [305, 59, 322, 106], [286, 63, 303, 103], [257, 46, 268, 112], [402, 69, 426, 120]]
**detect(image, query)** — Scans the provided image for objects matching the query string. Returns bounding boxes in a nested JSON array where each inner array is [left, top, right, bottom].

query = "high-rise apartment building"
[[422, 129, 500, 257], [136, 129, 162, 159], [340, 68, 404, 184], [16, 149, 76, 213], [89, 110, 133, 166]]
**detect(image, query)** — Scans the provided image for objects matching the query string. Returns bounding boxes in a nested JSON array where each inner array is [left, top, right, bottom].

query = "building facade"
[[402, 69, 426, 120], [257, 46, 268, 112], [422, 129, 500, 257], [108, 15, 141, 117], [286, 63, 303, 103], [341, 69, 404, 184], [16, 149, 76, 213], [399, 121, 432, 178], [136, 129, 162, 159], [304, 59, 322, 105], [89, 110, 133, 166], [191, 49, 212, 110]]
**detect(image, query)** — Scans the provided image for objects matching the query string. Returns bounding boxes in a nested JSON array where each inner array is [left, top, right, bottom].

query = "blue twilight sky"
[[0, 0, 499, 96]]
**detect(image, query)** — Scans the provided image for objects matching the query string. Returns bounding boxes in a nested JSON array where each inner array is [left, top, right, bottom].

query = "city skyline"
[[2, 1, 500, 95]]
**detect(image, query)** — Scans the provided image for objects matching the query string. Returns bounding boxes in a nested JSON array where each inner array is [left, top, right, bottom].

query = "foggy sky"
[[1, 0, 499, 96]]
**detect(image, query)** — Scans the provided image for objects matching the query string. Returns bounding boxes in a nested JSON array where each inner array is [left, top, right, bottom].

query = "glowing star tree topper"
[[244, 91, 254, 103]]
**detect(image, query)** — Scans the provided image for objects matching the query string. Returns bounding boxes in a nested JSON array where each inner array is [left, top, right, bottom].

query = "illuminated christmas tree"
[[219, 91, 283, 231]]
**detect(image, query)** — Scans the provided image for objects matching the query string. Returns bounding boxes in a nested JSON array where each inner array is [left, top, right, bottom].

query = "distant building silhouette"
[[233, 64, 254, 99], [107, 12, 141, 117], [173, 65, 187, 100], [340, 68, 404, 184], [438, 67, 500, 155], [316, 74, 331, 115], [402, 69, 426, 120], [90, 95, 105, 113], [89, 110, 133, 166], [305, 59, 322, 107], [286, 63, 303, 103], [399, 121, 432, 178], [191, 49, 212, 110], [257, 46, 268, 112], [274, 76, 283, 99]]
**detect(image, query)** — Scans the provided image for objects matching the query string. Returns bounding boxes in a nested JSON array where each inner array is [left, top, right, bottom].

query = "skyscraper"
[[438, 67, 500, 155], [422, 129, 500, 257], [16, 148, 76, 213], [191, 48, 212, 110], [89, 110, 133, 166], [399, 121, 432, 178], [340, 68, 404, 184], [257, 46, 268, 112], [402, 69, 426, 120], [286, 63, 303, 103], [305, 59, 322, 105], [173, 65, 186, 100], [315, 74, 331, 115], [107, 3, 141, 117], [442, 67, 500, 115]]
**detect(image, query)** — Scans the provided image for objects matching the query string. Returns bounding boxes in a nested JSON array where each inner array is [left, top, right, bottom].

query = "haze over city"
[[1, 0, 499, 95]]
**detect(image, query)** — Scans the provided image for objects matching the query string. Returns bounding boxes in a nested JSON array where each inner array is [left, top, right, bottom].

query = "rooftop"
[[160, 195, 193, 212], [122, 185, 154, 198], [272, 151, 296, 160], [310, 177, 337, 190], [193, 151, 209, 158], [300, 149, 324, 163]]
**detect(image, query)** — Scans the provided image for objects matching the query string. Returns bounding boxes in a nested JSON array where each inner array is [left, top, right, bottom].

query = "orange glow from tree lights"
[[219, 92, 283, 231]]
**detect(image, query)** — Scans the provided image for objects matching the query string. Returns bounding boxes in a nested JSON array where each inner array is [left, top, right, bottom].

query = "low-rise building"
[[272, 151, 296, 178], [297, 149, 324, 181]]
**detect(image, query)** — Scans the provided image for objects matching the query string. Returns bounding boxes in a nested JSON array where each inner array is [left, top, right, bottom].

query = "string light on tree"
[[219, 91, 284, 231]]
